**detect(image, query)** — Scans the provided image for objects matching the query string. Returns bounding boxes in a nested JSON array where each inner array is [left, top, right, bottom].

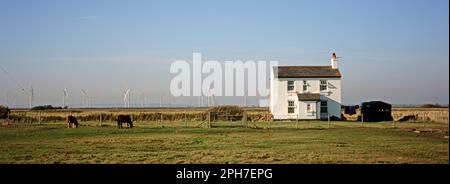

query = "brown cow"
[[66, 115, 79, 128], [117, 115, 133, 129]]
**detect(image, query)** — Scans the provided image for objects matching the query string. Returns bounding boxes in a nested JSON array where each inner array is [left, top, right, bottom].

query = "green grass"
[[0, 120, 448, 164]]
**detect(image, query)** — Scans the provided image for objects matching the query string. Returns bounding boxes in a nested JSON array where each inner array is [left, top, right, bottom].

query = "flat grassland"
[[0, 120, 448, 164]]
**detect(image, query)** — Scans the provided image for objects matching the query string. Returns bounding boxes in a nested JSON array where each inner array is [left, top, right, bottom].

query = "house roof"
[[297, 93, 321, 101], [274, 66, 341, 78]]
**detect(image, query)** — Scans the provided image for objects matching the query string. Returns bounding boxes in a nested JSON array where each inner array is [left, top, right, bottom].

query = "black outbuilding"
[[361, 101, 393, 122]]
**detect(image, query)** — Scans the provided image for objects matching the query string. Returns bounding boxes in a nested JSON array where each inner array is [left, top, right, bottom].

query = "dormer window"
[[303, 80, 308, 92], [320, 80, 327, 91], [287, 81, 294, 92]]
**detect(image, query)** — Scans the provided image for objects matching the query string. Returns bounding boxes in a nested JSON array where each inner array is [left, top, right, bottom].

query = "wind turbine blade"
[[83, 90, 88, 96]]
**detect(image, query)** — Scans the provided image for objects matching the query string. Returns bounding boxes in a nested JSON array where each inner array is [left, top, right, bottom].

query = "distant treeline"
[[31, 105, 68, 110], [419, 104, 448, 108]]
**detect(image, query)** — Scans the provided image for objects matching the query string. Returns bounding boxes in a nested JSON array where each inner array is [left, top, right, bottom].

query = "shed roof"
[[297, 93, 321, 101]]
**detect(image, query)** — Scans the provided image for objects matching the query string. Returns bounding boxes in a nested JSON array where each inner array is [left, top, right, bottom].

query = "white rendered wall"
[[270, 76, 341, 120]]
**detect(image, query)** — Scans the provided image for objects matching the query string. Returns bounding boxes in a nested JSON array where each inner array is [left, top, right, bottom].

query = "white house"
[[270, 53, 342, 120]]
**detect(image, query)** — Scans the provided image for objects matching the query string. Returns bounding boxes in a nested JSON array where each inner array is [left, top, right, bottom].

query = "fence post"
[[296, 115, 299, 129], [327, 113, 330, 129], [309, 118, 311, 129], [160, 113, 163, 128], [361, 113, 364, 128], [28, 113, 31, 124], [38, 111, 41, 125], [7, 111, 10, 124], [184, 112, 187, 128], [100, 113, 102, 127], [208, 112, 211, 128], [392, 119, 395, 129], [243, 110, 247, 128], [269, 118, 272, 129]]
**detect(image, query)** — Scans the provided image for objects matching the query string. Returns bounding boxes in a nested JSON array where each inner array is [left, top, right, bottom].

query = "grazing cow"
[[117, 115, 133, 129], [398, 114, 418, 122], [66, 115, 79, 128]]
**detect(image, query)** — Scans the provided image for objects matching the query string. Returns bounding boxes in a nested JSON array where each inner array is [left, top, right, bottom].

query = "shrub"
[[208, 105, 244, 121], [0, 105, 10, 119], [321, 116, 341, 121]]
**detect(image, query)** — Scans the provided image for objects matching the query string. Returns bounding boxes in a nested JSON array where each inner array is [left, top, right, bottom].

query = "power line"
[[0, 65, 27, 93]]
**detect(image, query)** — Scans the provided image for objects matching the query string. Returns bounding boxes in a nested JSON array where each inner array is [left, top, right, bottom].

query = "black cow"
[[117, 115, 133, 129]]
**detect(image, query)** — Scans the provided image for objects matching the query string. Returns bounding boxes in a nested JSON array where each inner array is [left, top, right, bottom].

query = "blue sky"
[[0, 0, 448, 107]]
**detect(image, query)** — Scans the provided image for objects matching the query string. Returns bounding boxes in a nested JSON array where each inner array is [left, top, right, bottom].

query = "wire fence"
[[1, 110, 448, 133]]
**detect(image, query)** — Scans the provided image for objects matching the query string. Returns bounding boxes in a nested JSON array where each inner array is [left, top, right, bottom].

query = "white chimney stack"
[[331, 52, 338, 69]]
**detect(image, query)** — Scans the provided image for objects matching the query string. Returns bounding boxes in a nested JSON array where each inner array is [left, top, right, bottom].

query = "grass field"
[[0, 120, 448, 164]]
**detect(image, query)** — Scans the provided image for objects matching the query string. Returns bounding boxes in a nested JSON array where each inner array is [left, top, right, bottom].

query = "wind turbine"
[[63, 88, 69, 108], [123, 89, 130, 108], [82, 89, 89, 108], [29, 86, 34, 109], [141, 92, 145, 108], [0, 65, 34, 108], [201, 95, 204, 107], [144, 95, 148, 108], [206, 89, 213, 107], [197, 96, 201, 107], [241, 94, 247, 107], [207, 88, 216, 107]]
